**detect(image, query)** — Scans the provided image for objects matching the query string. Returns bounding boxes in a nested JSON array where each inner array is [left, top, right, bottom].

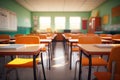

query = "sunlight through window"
[[55, 17, 65, 30], [69, 17, 81, 30], [39, 17, 51, 30]]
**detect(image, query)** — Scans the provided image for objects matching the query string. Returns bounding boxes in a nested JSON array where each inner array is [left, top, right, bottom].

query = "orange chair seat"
[[72, 43, 78, 46], [94, 72, 120, 80], [82, 57, 107, 66], [41, 47, 47, 51], [72, 47, 79, 52], [41, 42, 49, 46], [5, 58, 40, 68]]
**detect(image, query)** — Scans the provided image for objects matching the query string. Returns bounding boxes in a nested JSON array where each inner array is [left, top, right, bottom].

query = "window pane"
[[69, 17, 81, 30], [39, 17, 51, 30], [55, 17, 65, 29]]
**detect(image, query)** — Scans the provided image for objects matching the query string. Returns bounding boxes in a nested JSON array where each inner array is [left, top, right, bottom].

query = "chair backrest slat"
[[15, 36, 40, 44], [78, 36, 101, 44], [108, 46, 120, 74]]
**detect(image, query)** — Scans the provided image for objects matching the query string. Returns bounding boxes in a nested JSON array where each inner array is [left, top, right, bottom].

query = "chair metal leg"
[[37, 64, 42, 80], [74, 60, 80, 80], [15, 69, 19, 80]]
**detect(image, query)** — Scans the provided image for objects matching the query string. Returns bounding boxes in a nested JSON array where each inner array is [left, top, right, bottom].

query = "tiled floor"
[[0, 42, 107, 80]]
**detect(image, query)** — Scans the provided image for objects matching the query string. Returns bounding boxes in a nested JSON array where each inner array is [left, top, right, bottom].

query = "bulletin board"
[[0, 7, 17, 31], [112, 4, 120, 24], [102, 15, 109, 25]]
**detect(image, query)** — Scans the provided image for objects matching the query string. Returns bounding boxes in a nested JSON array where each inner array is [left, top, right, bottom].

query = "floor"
[[0, 42, 107, 80]]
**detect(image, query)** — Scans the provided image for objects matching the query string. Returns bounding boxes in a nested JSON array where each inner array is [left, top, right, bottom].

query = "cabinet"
[[55, 33, 64, 41], [82, 19, 87, 30], [88, 17, 101, 33]]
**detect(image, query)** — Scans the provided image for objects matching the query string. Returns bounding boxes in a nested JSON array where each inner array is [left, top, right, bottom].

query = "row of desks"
[[0, 34, 57, 80], [62, 33, 120, 80]]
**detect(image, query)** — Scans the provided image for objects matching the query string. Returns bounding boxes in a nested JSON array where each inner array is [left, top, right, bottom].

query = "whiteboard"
[[0, 7, 17, 31]]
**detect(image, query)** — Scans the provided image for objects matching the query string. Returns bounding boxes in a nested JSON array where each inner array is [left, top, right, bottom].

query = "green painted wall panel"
[[0, 27, 32, 37], [92, 0, 120, 33], [0, 0, 31, 36]]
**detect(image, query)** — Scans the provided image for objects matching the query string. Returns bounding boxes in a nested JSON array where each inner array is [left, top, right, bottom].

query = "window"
[[69, 17, 81, 30], [55, 17, 65, 29], [39, 17, 51, 30]]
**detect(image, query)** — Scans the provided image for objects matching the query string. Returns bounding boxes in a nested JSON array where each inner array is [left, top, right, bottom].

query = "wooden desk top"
[[9, 39, 52, 43], [69, 39, 78, 42], [101, 39, 112, 43], [101, 37, 112, 40], [0, 44, 45, 55], [77, 44, 120, 55], [112, 39, 120, 42], [0, 39, 9, 42], [40, 39, 52, 42]]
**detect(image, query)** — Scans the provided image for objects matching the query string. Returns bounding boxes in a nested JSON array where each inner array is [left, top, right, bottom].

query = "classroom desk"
[[0, 44, 45, 80], [40, 39, 52, 70], [62, 34, 78, 69], [101, 39, 112, 44], [101, 37, 112, 40], [69, 39, 78, 70], [0, 39, 9, 44], [77, 44, 120, 80], [8, 38, 54, 70], [112, 39, 120, 43]]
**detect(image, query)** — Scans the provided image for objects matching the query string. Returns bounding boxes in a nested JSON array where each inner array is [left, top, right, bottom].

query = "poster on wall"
[[0, 7, 17, 31], [112, 4, 120, 24], [102, 15, 109, 25]]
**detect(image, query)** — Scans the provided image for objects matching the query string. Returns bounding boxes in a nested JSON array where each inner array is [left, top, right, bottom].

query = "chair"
[[5, 36, 46, 80], [112, 34, 120, 43], [14, 34, 24, 38], [99, 34, 112, 37], [74, 36, 108, 79], [86, 33, 98, 36], [46, 28, 52, 33], [99, 34, 112, 40], [94, 46, 120, 80], [0, 34, 10, 43], [69, 34, 86, 69], [36, 33, 52, 70]]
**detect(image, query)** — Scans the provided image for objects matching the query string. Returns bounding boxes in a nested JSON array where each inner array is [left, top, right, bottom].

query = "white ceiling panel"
[[15, 0, 107, 12]]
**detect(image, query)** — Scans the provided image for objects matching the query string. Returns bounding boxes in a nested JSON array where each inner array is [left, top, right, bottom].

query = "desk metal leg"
[[41, 53, 46, 80], [78, 50, 82, 80], [69, 42, 72, 70], [48, 44, 51, 70], [33, 55, 37, 80], [66, 41, 69, 60], [50, 42, 53, 60], [0, 56, 6, 80], [88, 55, 92, 80]]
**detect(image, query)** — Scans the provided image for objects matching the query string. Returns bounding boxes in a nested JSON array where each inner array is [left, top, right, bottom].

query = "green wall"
[[0, 0, 31, 36], [1, 0, 120, 35], [31, 12, 90, 33], [92, 0, 120, 34]]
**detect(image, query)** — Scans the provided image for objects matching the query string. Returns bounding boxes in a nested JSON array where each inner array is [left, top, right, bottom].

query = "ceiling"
[[15, 0, 107, 12]]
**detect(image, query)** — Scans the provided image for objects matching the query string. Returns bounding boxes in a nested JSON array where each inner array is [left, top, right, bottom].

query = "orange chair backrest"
[[39, 34, 47, 39], [46, 28, 52, 33], [86, 33, 98, 36], [99, 34, 112, 37], [78, 36, 101, 44], [15, 36, 40, 44], [64, 33, 71, 37], [112, 34, 120, 39], [0, 34, 10, 39], [107, 46, 120, 74], [14, 34, 24, 38], [70, 33, 85, 39]]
